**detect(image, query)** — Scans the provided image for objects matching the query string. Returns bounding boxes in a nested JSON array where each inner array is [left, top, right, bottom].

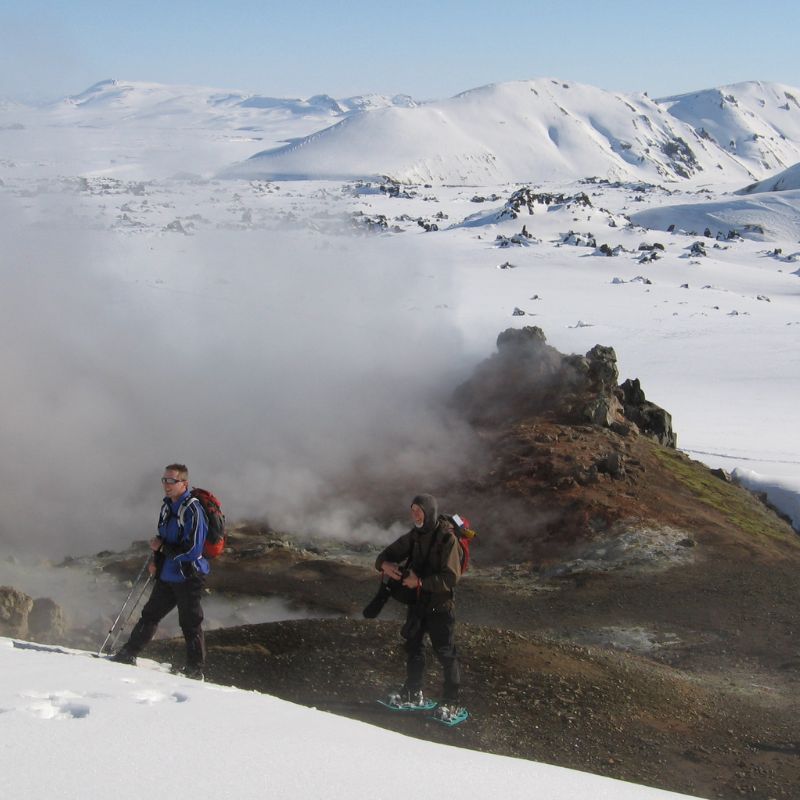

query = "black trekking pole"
[[97, 555, 151, 657]]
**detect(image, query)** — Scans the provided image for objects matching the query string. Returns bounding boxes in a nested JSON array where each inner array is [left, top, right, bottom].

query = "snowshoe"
[[431, 703, 469, 726], [378, 687, 437, 711]]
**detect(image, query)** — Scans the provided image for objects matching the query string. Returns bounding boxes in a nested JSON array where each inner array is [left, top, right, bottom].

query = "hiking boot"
[[109, 649, 136, 665], [174, 664, 205, 681]]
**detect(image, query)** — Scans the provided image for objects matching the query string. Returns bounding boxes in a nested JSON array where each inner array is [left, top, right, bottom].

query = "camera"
[[362, 575, 418, 619]]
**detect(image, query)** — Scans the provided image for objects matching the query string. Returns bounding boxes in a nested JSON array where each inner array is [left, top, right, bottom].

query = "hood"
[[411, 493, 438, 534]]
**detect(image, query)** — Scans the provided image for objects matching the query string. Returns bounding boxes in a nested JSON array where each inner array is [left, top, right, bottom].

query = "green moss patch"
[[652, 447, 795, 543]]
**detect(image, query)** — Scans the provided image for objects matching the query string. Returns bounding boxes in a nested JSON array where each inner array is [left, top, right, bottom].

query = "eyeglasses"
[[161, 477, 186, 485]]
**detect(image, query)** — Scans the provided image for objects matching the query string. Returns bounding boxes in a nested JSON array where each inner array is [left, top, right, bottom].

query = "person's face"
[[161, 469, 188, 500], [410, 504, 425, 528]]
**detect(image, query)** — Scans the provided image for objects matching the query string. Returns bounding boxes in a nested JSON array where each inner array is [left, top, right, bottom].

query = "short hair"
[[164, 463, 189, 480]]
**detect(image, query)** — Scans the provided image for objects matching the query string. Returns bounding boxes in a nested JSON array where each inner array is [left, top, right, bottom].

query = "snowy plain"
[[0, 76, 799, 798], [0, 637, 700, 800]]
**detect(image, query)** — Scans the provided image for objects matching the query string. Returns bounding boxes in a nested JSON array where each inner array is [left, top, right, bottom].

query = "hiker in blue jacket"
[[112, 463, 209, 678]]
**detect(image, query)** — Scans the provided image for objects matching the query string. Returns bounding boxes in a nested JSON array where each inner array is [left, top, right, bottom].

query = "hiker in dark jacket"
[[112, 463, 208, 679], [376, 493, 463, 719]]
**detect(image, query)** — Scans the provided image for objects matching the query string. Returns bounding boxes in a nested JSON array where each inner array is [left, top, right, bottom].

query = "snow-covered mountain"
[[53, 78, 416, 129], [658, 82, 800, 176], [10, 76, 800, 188], [221, 78, 800, 185]]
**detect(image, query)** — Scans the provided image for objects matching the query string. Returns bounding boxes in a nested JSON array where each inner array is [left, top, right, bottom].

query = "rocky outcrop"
[[620, 378, 677, 447], [0, 587, 67, 640], [455, 327, 582, 424], [455, 326, 676, 447], [0, 586, 33, 637], [28, 597, 67, 639]]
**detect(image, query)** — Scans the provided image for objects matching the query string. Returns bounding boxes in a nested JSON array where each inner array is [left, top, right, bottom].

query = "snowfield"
[[0, 638, 700, 799]]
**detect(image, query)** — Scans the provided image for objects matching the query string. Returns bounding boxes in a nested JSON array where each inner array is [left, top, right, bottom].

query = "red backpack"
[[178, 488, 227, 559], [439, 513, 476, 573]]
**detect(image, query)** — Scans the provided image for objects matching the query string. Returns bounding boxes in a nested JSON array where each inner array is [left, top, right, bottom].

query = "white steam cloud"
[[0, 192, 483, 560]]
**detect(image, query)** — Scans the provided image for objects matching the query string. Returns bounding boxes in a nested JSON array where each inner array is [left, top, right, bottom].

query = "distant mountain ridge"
[[56, 79, 416, 126], [22, 77, 800, 186]]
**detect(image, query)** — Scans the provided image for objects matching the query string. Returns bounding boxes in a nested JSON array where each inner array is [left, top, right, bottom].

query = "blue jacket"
[[156, 489, 210, 583]]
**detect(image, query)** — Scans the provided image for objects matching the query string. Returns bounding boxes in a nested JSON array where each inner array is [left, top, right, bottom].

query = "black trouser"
[[123, 577, 205, 667], [404, 601, 460, 702]]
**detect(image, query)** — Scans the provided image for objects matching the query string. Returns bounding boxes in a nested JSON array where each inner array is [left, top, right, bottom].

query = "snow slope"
[[0, 638, 700, 800], [736, 161, 800, 194], [629, 189, 800, 241]]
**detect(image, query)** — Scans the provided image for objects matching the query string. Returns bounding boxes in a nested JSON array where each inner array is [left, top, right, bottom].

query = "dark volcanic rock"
[[455, 327, 583, 424], [619, 378, 677, 447], [455, 327, 671, 442]]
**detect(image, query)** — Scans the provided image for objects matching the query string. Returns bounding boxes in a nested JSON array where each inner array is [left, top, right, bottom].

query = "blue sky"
[[2, 0, 799, 102]]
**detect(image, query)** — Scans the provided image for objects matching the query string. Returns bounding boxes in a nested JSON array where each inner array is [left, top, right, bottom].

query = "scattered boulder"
[[495, 233, 534, 247], [351, 212, 389, 232], [638, 252, 661, 263], [595, 243, 617, 257], [379, 178, 415, 199], [563, 231, 597, 248], [501, 189, 592, 220], [163, 219, 190, 234]]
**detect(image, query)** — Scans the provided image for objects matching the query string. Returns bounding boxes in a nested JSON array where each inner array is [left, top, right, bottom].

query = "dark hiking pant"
[[404, 602, 460, 702], [123, 577, 205, 667]]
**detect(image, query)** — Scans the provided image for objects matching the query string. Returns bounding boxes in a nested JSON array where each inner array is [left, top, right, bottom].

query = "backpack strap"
[[158, 499, 171, 529], [176, 494, 202, 533]]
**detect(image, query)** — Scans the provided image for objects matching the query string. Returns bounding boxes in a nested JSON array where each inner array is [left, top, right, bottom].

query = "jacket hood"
[[411, 493, 438, 534]]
